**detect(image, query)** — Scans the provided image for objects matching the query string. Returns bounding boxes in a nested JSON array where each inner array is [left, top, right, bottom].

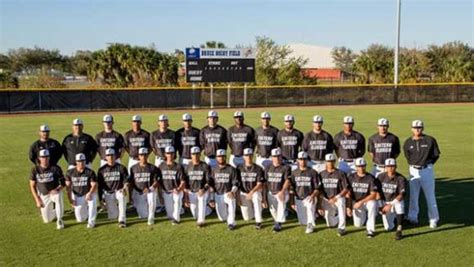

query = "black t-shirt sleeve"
[[127, 168, 134, 184], [358, 133, 366, 156], [55, 167, 65, 186], [393, 136, 401, 158], [369, 177, 378, 193], [302, 133, 310, 152], [90, 170, 97, 183], [431, 137, 441, 164], [29, 142, 37, 164], [232, 168, 240, 188], [367, 136, 375, 154], [178, 165, 185, 183], [258, 167, 265, 183], [30, 167, 37, 181]]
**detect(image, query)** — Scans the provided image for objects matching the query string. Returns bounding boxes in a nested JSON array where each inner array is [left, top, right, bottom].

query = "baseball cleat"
[[118, 221, 127, 228], [305, 224, 314, 234], [87, 223, 95, 229], [367, 231, 375, 238], [171, 220, 180, 225], [56, 220, 64, 230], [272, 223, 282, 232], [429, 222, 438, 229], [395, 230, 403, 240], [227, 224, 236, 231], [337, 228, 346, 237], [155, 206, 165, 214], [255, 223, 262, 230], [147, 219, 154, 226]]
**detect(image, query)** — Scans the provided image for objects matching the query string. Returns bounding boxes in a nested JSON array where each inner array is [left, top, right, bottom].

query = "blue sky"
[[0, 0, 472, 55]]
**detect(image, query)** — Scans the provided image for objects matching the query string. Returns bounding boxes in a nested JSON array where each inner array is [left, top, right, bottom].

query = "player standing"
[[200, 110, 227, 168], [62, 118, 97, 170], [29, 124, 62, 166], [334, 116, 365, 174], [302, 115, 334, 173], [95, 114, 125, 167], [277, 114, 304, 170], [150, 114, 175, 167], [175, 113, 201, 168], [124, 115, 151, 173], [367, 118, 400, 177], [254, 112, 278, 169], [227, 111, 255, 168]]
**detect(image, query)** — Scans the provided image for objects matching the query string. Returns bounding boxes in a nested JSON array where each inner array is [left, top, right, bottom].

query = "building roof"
[[288, 43, 335, 68], [302, 68, 342, 79]]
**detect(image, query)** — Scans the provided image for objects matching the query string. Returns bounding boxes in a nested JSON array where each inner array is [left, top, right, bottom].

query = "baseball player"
[[65, 153, 98, 228], [29, 149, 65, 230], [346, 158, 378, 238], [175, 113, 201, 168], [227, 111, 255, 168], [302, 115, 334, 173], [29, 124, 62, 166], [265, 148, 291, 232], [95, 114, 125, 167], [403, 120, 441, 228], [184, 146, 211, 227], [254, 111, 279, 169], [367, 118, 401, 177], [158, 146, 186, 225], [318, 153, 349, 237], [277, 114, 304, 170], [128, 147, 161, 225], [289, 151, 321, 234], [151, 114, 176, 167], [97, 148, 129, 228], [200, 110, 228, 168], [124, 115, 151, 173], [237, 148, 265, 230], [62, 118, 97, 170], [378, 158, 406, 240], [209, 149, 239, 230], [334, 116, 366, 174]]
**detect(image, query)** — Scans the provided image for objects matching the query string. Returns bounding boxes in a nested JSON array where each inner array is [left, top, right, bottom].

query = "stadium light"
[[394, 0, 401, 87]]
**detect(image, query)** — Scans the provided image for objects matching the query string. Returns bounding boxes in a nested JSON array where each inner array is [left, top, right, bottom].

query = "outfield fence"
[[0, 83, 473, 113]]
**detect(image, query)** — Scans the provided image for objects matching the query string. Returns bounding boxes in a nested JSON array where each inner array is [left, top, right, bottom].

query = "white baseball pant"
[[407, 164, 439, 224], [71, 192, 97, 225], [103, 190, 127, 222], [229, 155, 244, 168], [352, 199, 377, 233], [295, 197, 316, 226], [100, 159, 121, 167], [371, 164, 385, 178], [267, 191, 289, 223], [338, 159, 356, 174], [39, 191, 64, 225], [179, 158, 192, 169], [309, 160, 326, 173], [188, 191, 208, 224], [382, 199, 405, 230], [132, 189, 157, 222], [128, 158, 139, 173], [162, 191, 183, 222], [256, 155, 272, 169], [239, 191, 263, 223], [154, 156, 165, 168], [68, 163, 92, 170], [321, 196, 346, 230], [204, 157, 217, 169], [215, 193, 236, 225]]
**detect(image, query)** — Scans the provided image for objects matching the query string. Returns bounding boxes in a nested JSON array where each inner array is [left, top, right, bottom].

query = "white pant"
[[256, 155, 272, 169], [68, 163, 92, 170], [239, 191, 263, 223], [205, 157, 217, 169], [338, 159, 356, 174], [162, 191, 183, 222], [309, 160, 326, 173], [215, 193, 236, 225], [382, 199, 405, 230], [132, 189, 157, 222], [321, 197, 346, 230], [295, 197, 316, 226], [39, 191, 64, 224], [407, 164, 439, 224], [284, 160, 298, 171], [188, 191, 208, 224], [352, 200, 377, 232], [128, 158, 139, 173], [267, 191, 288, 223], [229, 155, 244, 168], [100, 159, 121, 167], [371, 164, 385, 178], [72, 192, 97, 225], [179, 158, 192, 169], [103, 190, 127, 222], [154, 156, 164, 168]]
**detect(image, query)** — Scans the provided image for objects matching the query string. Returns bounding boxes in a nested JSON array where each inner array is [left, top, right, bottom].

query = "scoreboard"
[[185, 48, 255, 83]]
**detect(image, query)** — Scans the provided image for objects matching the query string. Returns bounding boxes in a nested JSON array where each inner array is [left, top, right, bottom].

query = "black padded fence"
[[0, 84, 472, 113]]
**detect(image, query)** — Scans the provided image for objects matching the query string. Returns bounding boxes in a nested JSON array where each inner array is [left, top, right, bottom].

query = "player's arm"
[[28, 143, 37, 164], [177, 167, 186, 192], [367, 137, 374, 160], [89, 136, 98, 162], [29, 180, 43, 208], [393, 136, 401, 159]]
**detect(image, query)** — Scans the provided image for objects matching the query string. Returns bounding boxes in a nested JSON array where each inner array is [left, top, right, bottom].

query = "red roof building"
[[302, 68, 346, 80]]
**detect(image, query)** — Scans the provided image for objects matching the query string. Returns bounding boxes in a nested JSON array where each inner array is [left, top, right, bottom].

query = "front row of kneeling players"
[[29, 146, 406, 239]]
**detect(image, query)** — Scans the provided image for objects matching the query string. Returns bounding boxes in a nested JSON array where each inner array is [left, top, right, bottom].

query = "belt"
[[374, 164, 385, 168], [411, 165, 427, 170], [311, 160, 325, 164], [340, 158, 354, 162]]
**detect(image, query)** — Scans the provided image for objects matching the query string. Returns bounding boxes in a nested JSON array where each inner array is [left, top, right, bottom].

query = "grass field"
[[1, 103, 473, 266]]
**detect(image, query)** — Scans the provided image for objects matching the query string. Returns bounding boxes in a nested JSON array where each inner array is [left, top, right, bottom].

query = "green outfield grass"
[[1, 103, 473, 266]]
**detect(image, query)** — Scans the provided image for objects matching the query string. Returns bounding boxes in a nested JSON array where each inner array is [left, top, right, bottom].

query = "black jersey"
[[175, 127, 201, 159], [378, 172, 407, 202], [289, 168, 321, 200], [255, 126, 279, 158], [150, 129, 176, 158], [200, 125, 228, 157], [97, 163, 128, 193], [347, 172, 377, 202], [302, 130, 334, 161], [128, 163, 161, 193], [334, 130, 366, 160], [403, 134, 440, 167], [30, 165, 65, 195], [159, 162, 185, 193], [277, 128, 304, 161], [367, 132, 400, 165], [66, 168, 97, 196], [265, 164, 291, 194], [62, 133, 97, 165], [95, 130, 125, 160], [210, 164, 240, 195], [185, 161, 210, 192], [124, 129, 151, 159], [237, 163, 265, 193], [227, 124, 255, 156], [29, 138, 62, 165], [319, 169, 348, 199]]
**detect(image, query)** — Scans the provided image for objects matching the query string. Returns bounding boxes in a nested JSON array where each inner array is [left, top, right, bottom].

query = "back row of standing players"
[[29, 110, 441, 239]]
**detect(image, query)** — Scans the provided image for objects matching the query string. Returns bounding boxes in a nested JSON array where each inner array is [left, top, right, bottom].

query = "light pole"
[[394, 0, 401, 87]]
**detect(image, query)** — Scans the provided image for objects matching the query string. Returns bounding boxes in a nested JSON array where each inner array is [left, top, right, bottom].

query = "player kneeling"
[[347, 158, 378, 238], [29, 149, 66, 230], [378, 158, 406, 240], [209, 149, 239, 231], [98, 148, 129, 228], [289, 151, 321, 234], [318, 154, 349, 237], [184, 146, 211, 228], [129, 148, 160, 225], [238, 148, 265, 230], [66, 153, 98, 228]]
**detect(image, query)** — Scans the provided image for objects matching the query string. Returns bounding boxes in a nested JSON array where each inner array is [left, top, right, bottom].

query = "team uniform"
[[277, 129, 304, 170], [334, 131, 366, 174], [159, 162, 185, 222], [29, 138, 62, 166], [66, 168, 98, 226], [320, 168, 348, 231], [378, 172, 406, 230], [128, 163, 161, 224], [227, 125, 255, 168], [403, 133, 441, 226], [302, 130, 334, 173], [176, 127, 200, 168], [200, 125, 227, 168], [265, 164, 291, 223], [347, 172, 378, 233], [62, 133, 97, 170], [209, 164, 240, 227], [97, 163, 129, 223], [184, 162, 211, 224], [289, 168, 320, 227], [30, 165, 65, 226], [124, 129, 150, 172], [237, 163, 265, 224], [150, 129, 175, 167], [368, 133, 400, 177], [254, 125, 278, 168], [95, 130, 125, 167]]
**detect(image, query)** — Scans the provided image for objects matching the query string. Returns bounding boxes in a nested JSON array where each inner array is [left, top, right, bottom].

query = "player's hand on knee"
[[246, 192, 253, 200], [318, 208, 325, 216], [277, 191, 285, 202], [291, 204, 297, 211], [197, 189, 204, 197], [346, 208, 353, 217], [35, 199, 44, 208], [209, 200, 216, 208], [262, 202, 268, 209], [329, 197, 337, 205], [353, 201, 362, 210], [227, 192, 235, 199], [382, 204, 392, 214]]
